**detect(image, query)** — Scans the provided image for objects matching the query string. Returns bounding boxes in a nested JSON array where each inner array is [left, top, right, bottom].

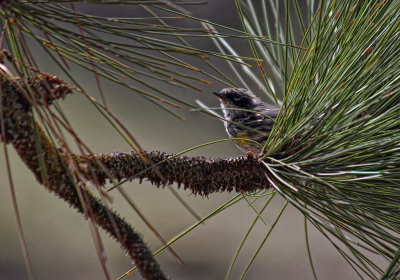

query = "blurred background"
[[0, 1, 357, 279]]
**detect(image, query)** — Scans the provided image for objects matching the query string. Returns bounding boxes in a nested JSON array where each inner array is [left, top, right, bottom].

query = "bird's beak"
[[212, 91, 225, 99]]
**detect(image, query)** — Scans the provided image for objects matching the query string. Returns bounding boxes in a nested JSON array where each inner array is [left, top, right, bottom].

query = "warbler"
[[212, 88, 281, 154]]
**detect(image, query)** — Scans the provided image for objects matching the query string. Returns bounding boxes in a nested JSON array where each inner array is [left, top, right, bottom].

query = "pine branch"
[[0, 74, 168, 280], [0, 73, 273, 279], [74, 150, 270, 196]]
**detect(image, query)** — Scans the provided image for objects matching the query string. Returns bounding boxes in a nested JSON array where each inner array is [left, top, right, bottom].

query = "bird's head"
[[212, 88, 256, 109]]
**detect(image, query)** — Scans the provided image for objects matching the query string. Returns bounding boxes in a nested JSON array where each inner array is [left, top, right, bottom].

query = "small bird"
[[212, 88, 281, 154]]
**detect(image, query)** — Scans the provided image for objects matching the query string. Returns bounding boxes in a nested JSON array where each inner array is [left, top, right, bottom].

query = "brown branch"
[[0, 74, 168, 280], [75, 151, 271, 196], [1, 73, 273, 279]]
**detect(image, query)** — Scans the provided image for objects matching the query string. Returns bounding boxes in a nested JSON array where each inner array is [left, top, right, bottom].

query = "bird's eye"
[[233, 94, 241, 100]]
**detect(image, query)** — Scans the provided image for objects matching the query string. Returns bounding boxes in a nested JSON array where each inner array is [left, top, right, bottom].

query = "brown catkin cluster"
[[76, 151, 270, 196], [1, 74, 72, 143], [1, 73, 273, 279], [0, 75, 168, 280]]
